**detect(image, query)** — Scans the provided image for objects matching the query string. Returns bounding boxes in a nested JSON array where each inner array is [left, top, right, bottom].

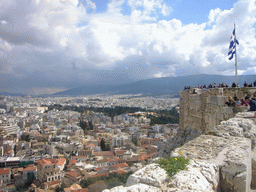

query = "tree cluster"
[[80, 171, 133, 190], [12, 173, 35, 192], [48, 105, 146, 117], [149, 108, 179, 125], [20, 134, 30, 142], [79, 120, 93, 132], [48, 105, 179, 125], [100, 139, 111, 151]]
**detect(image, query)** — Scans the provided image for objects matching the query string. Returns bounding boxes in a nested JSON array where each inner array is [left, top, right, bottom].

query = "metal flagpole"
[[234, 23, 238, 87]]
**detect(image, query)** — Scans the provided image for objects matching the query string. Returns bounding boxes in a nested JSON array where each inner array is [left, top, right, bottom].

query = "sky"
[[0, 0, 256, 95]]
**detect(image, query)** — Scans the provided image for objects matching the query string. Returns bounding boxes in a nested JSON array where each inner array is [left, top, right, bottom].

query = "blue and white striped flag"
[[228, 28, 239, 60]]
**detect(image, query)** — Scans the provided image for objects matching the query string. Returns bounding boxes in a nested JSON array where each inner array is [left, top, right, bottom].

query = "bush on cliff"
[[157, 156, 189, 177]]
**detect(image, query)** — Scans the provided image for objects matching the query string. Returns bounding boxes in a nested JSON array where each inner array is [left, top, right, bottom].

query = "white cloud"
[[107, 0, 126, 13], [0, 0, 256, 94], [128, 0, 172, 22], [208, 8, 221, 25]]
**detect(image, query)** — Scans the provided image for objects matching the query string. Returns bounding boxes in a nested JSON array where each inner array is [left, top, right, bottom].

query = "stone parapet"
[[179, 87, 256, 133]]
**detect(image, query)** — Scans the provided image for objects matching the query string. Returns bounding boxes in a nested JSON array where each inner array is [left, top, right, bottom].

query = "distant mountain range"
[[1, 74, 256, 97], [51, 74, 256, 96]]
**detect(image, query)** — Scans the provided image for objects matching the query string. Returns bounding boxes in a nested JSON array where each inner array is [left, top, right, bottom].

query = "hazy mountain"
[[52, 74, 256, 96], [0, 92, 26, 97]]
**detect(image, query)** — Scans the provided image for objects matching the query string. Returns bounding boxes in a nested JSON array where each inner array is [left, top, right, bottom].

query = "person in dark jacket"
[[250, 98, 256, 111]]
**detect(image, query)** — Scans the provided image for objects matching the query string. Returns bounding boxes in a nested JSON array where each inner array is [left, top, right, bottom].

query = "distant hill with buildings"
[[52, 74, 256, 96]]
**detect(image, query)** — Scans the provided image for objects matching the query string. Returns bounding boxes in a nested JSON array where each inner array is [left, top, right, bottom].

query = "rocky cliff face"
[[104, 112, 256, 192]]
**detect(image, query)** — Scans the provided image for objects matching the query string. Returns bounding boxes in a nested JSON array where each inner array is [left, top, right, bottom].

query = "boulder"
[[102, 183, 162, 192], [126, 163, 168, 188], [168, 160, 219, 192]]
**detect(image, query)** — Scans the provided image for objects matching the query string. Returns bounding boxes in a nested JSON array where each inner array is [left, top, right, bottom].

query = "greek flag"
[[228, 28, 239, 60]]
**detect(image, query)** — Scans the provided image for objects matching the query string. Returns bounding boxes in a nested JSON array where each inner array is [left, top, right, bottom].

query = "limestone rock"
[[157, 128, 201, 158], [168, 160, 219, 192], [102, 183, 161, 192], [171, 134, 251, 192], [207, 112, 256, 148], [220, 142, 251, 192], [126, 163, 168, 188]]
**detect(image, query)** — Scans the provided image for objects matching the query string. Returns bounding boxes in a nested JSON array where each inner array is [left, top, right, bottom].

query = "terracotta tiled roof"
[[69, 183, 82, 190], [38, 159, 52, 166], [90, 172, 109, 178], [112, 163, 129, 169], [55, 158, 66, 166], [0, 168, 10, 175], [38, 158, 66, 167], [127, 156, 139, 162], [23, 166, 37, 171], [107, 157, 119, 162], [115, 150, 126, 155], [68, 160, 77, 165], [65, 171, 80, 178], [139, 153, 153, 161], [46, 179, 61, 186], [112, 169, 125, 174]]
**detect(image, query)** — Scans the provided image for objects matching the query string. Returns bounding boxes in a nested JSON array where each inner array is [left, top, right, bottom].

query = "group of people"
[[225, 94, 256, 111], [184, 80, 256, 90], [184, 82, 229, 90]]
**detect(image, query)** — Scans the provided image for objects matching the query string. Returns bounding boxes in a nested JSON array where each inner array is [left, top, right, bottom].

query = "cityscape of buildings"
[[0, 94, 179, 191]]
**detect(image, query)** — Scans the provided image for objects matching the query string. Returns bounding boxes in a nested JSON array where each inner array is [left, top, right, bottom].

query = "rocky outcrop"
[[157, 128, 202, 158], [171, 135, 251, 192], [103, 183, 162, 192], [168, 160, 219, 192], [105, 112, 256, 192], [103, 160, 219, 192], [125, 163, 168, 187]]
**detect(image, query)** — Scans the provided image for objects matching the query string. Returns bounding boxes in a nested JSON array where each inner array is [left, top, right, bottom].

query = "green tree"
[[89, 121, 93, 130], [55, 183, 66, 192], [80, 119, 88, 131], [88, 180, 107, 192], [100, 139, 106, 151], [14, 174, 35, 192], [106, 178, 123, 189], [21, 134, 30, 142]]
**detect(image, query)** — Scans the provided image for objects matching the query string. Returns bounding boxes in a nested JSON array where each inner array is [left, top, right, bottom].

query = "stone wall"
[[179, 87, 256, 133]]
